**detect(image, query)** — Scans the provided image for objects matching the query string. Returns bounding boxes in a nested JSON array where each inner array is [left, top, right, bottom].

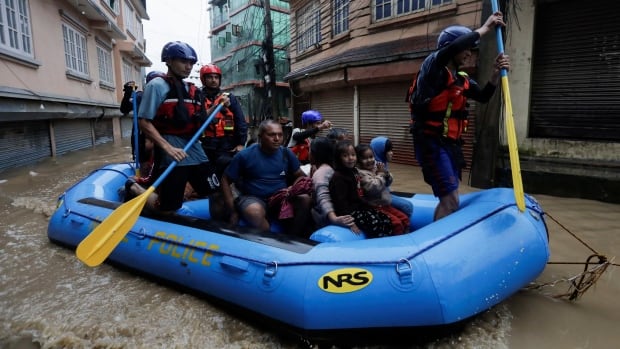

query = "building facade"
[[285, 0, 620, 202], [0, 0, 150, 171], [286, 0, 479, 165], [208, 0, 291, 137], [498, 0, 620, 202]]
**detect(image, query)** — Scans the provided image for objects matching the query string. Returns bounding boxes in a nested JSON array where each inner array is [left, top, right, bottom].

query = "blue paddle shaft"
[[152, 103, 225, 188], [132, 89, 140, 170], [490, 0, 508, 78]]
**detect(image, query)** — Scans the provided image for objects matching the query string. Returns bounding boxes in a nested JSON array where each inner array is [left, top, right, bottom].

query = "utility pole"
[[261, 0, 277, 120]]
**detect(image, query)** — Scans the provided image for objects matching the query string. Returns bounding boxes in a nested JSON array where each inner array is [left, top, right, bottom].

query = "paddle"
[[490, 0, 525, 212], [76, 101, 226, 267], [131, 87, 140, 177]]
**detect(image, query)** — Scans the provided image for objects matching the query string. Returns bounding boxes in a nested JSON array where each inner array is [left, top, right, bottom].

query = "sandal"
[[124, 178, 137, 202]]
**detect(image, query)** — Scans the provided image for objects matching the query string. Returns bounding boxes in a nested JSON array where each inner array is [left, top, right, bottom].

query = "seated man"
[[220, 119, 314, 237]]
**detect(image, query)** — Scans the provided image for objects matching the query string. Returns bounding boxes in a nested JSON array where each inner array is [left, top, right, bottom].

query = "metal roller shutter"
[[0, 121, 51, 171], [359, 82, 478, 168], [311, 87, 354, 138], [93, 118, 114, 145], [530, 0, 620, 141], [120, 116, 133, 138], [53, 119, 93, 156], [360, 81, 476, 168], [359, 82, 416, 165]]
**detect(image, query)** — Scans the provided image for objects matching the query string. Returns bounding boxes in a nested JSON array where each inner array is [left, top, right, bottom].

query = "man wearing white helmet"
[[408, 12, 511, 221]]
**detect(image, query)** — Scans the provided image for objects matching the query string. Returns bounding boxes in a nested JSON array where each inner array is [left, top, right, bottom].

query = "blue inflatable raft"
[[47, 163, 549, 341]]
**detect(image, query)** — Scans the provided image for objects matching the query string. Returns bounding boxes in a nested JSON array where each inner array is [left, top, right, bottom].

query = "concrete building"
[[0, 0, 151, 171], [284, 0, 620, 203], [208, 0, 291, 139]]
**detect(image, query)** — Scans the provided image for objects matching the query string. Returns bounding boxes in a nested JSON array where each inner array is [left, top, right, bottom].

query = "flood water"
[[0, 140, 618, 349]]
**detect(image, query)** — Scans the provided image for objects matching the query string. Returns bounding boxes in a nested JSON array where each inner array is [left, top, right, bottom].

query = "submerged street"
[[0, 141, 618, 349]]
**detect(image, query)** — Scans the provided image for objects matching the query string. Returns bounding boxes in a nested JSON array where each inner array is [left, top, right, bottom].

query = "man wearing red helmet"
[[125, 41, 231, 215], [408, 12, 511, 221], [199, 63, 247, 178]]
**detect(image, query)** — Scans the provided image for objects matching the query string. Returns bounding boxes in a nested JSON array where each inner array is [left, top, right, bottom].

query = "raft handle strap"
[[396, 258, 413, 285], [263, 261, 278, 285]]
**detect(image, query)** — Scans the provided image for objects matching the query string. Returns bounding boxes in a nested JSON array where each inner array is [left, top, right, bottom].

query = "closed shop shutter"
[[53, 119, 93, 156], [93, 118, 114, 145], [359, 82, 478, 168], [359, 82, 416, 165], [0, 121, 51, 171], [120, 116, 133, 138], [311, 87, 354, 138], [530, 0, 620, 141], [360, 81, 476, 168]]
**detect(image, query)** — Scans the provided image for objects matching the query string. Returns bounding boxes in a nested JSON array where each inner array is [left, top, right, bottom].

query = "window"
[[123, 1, 136, 35], [296, 1, 321, 53], [122, 59, 134, 84], [97, 45, 114, 85], [0, 0, 33, 57], [374, 0, 452, 21], [104, 0, 119, 14], [62, 23, 89, 76], [375, 0, 392, 20], [397, 0, 425, 14], [134, 16, 143, 42], [333, 0, 349, 36]]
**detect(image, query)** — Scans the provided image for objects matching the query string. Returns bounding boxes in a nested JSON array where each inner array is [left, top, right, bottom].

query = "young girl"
[[356, 144, 410, 235], [310, 137, 357, 230], [329, 140, 392, 238], [370, 136, 414, 217]]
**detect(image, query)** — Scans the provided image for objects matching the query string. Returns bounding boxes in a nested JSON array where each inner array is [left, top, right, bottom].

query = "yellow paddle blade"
[[76, 186, 155, 267], [501, 76, 525, 212]]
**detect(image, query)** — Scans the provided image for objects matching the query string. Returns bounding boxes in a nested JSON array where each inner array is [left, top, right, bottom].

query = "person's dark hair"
[[333, 140, 354, 169], [310, 137, 334, 167], [354, 144, 373, 165], [326, 128, 351, 141], [258, 119, 280, 137]]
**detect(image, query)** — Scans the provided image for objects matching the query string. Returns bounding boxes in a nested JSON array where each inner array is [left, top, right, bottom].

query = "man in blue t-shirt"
[[220, 119, 312, 236]]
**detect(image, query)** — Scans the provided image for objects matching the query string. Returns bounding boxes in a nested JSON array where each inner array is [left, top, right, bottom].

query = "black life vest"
[[152, 77, 204, 137]]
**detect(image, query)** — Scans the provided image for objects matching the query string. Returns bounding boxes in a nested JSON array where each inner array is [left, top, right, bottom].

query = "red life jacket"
[[202, 94, 235, 137], [152, 77, 203, 137], [290, 138, 310, 162], [410, 68, 470, 141]]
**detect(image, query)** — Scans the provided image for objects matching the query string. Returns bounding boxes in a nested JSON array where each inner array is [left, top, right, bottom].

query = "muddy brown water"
[[1, 141, 618, 348]]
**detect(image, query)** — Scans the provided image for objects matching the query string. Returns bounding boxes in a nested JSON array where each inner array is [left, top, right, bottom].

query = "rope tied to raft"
[[525, 212, 618, 301]]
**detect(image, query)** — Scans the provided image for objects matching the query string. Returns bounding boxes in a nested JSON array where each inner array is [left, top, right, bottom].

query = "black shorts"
[[155, 162, 220, 211]]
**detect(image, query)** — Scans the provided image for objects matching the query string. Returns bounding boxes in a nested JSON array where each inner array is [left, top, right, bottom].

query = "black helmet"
[[161, 41, 197, 64]]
